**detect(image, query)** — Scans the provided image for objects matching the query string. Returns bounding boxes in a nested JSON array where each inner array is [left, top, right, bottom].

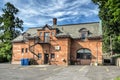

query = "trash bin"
[[21, 58, 24, 66], [21, 58, 29, 66], [24, 58, 29, 66]]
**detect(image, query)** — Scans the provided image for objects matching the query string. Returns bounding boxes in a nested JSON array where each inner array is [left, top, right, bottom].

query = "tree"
[[0, 2, 23, 62], [92, 0, 120, 53]]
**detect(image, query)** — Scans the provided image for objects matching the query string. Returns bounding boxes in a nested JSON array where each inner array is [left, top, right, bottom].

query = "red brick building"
[[12, 18, 102, 66]]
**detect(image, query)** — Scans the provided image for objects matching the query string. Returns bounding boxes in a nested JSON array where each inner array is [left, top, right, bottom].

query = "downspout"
[[96, 20, 102, 65], [96, 41, 99, 65]]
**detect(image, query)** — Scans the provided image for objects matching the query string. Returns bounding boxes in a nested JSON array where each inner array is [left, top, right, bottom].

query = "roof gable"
[[42, 24, 52, 30]]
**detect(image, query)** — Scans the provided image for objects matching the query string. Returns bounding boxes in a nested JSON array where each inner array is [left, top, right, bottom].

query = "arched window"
[[77, 48, 91, 59]]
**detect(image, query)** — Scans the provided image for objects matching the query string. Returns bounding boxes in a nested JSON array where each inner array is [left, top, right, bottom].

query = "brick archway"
[[76, 48, 91, 65]]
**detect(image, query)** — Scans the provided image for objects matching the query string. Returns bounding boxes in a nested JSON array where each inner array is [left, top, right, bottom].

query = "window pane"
[[81, 32, 86, 39], [80, 54, 84, 59], [26, 48, 28, 53], [86, 54, 91, 59], [77, 49, 84, 53], [21, 48, 24, 53], [38, 53, 42, 59], [44, 33, 50, 42], [84, 49, 91, 53], [77, 53, 80, 59], [51, 54, 55, 58]]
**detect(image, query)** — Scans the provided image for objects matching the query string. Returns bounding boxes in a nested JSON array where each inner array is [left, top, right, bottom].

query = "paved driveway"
[[0, 64, 120, 80]]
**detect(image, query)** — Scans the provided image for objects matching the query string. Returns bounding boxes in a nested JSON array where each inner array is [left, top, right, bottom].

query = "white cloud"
[[50, 12, 65, 17], [0, 0, 99, 28], [23, 22, 36, 27]]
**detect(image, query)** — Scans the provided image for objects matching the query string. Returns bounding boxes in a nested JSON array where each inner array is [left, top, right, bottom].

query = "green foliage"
[[114, 76, 120, 80], [0, 2, 23, 41], [92, 0, 120, 53], [112, 54, 120, 58], [0, 42, 12, 62], [0, 2, 23, 62]]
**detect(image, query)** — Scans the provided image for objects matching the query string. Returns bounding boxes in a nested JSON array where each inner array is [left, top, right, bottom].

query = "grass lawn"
[[114, 77, 120, 80]]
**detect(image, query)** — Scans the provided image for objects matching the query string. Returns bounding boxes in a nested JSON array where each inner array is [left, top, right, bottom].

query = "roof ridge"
[[28, 27, 43, 29], [58, 22, 99, 26]]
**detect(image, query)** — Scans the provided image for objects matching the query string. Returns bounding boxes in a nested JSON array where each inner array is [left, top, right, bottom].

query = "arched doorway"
[[76, 48, 91, 65]]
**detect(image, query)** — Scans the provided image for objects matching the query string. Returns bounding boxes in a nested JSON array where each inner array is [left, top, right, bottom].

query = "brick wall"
[[70, 39, 102, 64]]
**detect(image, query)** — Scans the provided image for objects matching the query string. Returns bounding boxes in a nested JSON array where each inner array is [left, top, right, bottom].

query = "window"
[[81, 32, 86, 40], [51, 53, 55, 58], [21, 48, 24, 53], [38, 53, 42, 59], [25, 48, 28, 53], [77, 49, 91, 59], [39, 32, 42, 42], [79, 28, 88, 40], [21, 48, 28, 53], [44, 32, 50, 42]]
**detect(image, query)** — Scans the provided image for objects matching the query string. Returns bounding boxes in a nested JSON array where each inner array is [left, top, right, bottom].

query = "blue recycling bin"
[[21, 59, 24, 66], [24, 58, 29, 65], [21, 58, 29, 66]]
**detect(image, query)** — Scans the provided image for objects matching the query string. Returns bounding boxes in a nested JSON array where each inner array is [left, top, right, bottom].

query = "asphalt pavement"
[[0, 64, 120, 80]]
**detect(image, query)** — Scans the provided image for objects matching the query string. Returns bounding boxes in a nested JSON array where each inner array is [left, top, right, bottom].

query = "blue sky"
[[0, 0, 99, 31]]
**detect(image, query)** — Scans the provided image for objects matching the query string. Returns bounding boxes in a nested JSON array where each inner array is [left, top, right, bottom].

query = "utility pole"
[[110, 36, 113, 56]]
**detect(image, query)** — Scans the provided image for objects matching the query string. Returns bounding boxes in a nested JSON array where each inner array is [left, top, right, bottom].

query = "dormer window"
[[81, 31, 87, 39], [79, 28, 88, 40]]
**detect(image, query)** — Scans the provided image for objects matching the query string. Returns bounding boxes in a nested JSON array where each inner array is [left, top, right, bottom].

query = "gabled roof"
[[12, 35, 24, 42], [12, 22, 102, 42], [12, 27, 42, 42], [56, 22, 102, 39], [37, 24, 53, 30]]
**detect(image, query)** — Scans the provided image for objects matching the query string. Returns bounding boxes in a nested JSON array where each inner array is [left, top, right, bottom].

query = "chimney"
[[53, 18, 57, 25]]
